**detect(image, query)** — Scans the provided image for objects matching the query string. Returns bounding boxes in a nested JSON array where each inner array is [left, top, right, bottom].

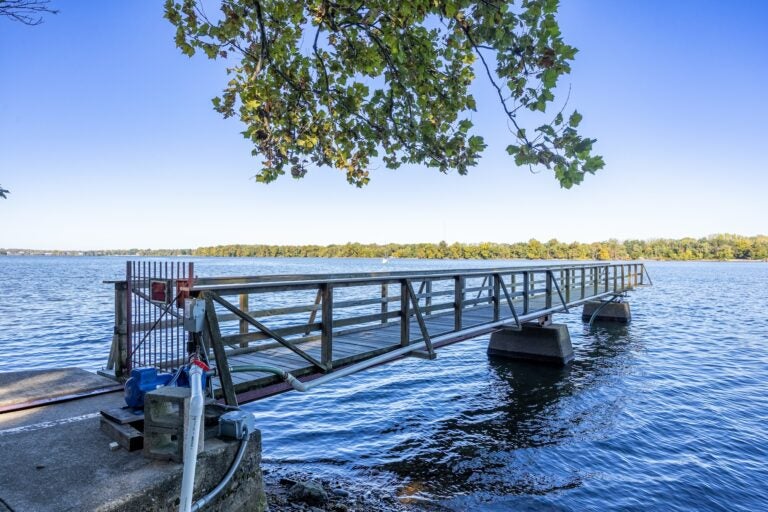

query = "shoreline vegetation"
[[1, 234, 767, 261]]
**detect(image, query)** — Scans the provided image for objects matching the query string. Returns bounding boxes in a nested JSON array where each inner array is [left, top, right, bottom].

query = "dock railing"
[[108, 263, 649, 387]]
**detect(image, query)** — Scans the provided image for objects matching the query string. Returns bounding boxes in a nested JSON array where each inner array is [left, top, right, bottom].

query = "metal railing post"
[[401, 280, 411, 346], [321, 284, 333, 369], [425, 280, 432, 315], [239, 293, 249, 347], [381, 283, 389, 324], [523, 272, 530, 314], [564, 268, 571, 302], [593, 267, 598, 296], [545, 271, 553, 309], [454, 276, 464, 331], [492, 274, 500, 321], [605, 265, 610, 292]]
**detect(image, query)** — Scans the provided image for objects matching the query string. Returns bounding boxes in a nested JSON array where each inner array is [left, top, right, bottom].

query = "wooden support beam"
[[100, 417, 143, 452]]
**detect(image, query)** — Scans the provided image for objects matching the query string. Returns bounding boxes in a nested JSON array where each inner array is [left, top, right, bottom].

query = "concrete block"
[[582, 301, 631, 323], [143, 386, 203, 461], [488, 323, 573, 365]]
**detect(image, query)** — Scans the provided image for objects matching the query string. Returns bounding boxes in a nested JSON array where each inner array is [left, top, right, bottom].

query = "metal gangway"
[[107, 262, 651, 405]]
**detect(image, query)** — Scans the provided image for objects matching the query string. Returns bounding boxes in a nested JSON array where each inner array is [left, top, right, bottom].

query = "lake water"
[[1, 257, 766, 511]]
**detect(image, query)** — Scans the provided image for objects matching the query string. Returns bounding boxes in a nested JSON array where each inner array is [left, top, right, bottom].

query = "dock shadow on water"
[[248, 320, 640, 511]]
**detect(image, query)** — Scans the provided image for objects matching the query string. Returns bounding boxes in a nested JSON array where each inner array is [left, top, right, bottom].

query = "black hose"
[[190, 429, 250, 511]]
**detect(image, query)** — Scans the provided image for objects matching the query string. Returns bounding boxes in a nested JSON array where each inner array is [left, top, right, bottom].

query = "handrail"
[[192, 263, 646, 295], [188, 262, 627, 287]]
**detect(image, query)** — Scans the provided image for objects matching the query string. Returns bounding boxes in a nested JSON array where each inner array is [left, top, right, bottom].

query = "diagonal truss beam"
[[547, 270, 570, 313], [406, 280, 435, 357], [209, 293, 326, 371], [496, 275, 521, 328]]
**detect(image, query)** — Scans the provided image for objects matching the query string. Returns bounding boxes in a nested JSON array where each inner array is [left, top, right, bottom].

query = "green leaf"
[[542, 68, 558, 89], [569, 110, 582, 127]]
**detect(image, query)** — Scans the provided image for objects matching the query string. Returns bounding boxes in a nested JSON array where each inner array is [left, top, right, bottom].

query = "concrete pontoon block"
[[488, 323, 574, 365], [582, 301, 631, 323]]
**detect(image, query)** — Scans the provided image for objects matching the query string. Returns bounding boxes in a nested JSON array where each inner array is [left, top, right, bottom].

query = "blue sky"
[[1, 1, 766, 250]]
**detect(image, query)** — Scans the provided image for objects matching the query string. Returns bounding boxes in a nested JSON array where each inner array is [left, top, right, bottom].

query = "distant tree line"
[[192, 234, 768, 261], [0, 248, 194, 256], [4, 235, 766, 261]]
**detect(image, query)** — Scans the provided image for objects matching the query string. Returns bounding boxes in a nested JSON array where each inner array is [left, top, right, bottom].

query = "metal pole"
[[401, 280, 411, 346], [454, 276, 464, 331]]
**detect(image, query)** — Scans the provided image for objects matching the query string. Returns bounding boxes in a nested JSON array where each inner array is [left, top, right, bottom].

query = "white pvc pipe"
[[180, 365, 204, 512]]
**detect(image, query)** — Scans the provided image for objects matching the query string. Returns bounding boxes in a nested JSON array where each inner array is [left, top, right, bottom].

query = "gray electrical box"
[[218, 410, 256, 440], [183, 298, 205, 333]]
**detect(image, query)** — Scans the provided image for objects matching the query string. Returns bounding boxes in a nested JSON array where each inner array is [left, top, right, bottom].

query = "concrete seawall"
[[0, 370, 266, 512]]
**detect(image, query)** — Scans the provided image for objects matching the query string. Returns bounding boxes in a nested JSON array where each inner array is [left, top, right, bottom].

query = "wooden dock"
[[107, 263, 650, 405]]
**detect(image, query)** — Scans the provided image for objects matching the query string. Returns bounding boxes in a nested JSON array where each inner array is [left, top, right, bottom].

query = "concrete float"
[[488, 322, 574, 365], [582, 300, 632, 323]]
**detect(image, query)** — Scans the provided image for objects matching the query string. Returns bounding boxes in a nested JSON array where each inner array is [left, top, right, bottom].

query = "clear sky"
[[1, 1, 766, 250]]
